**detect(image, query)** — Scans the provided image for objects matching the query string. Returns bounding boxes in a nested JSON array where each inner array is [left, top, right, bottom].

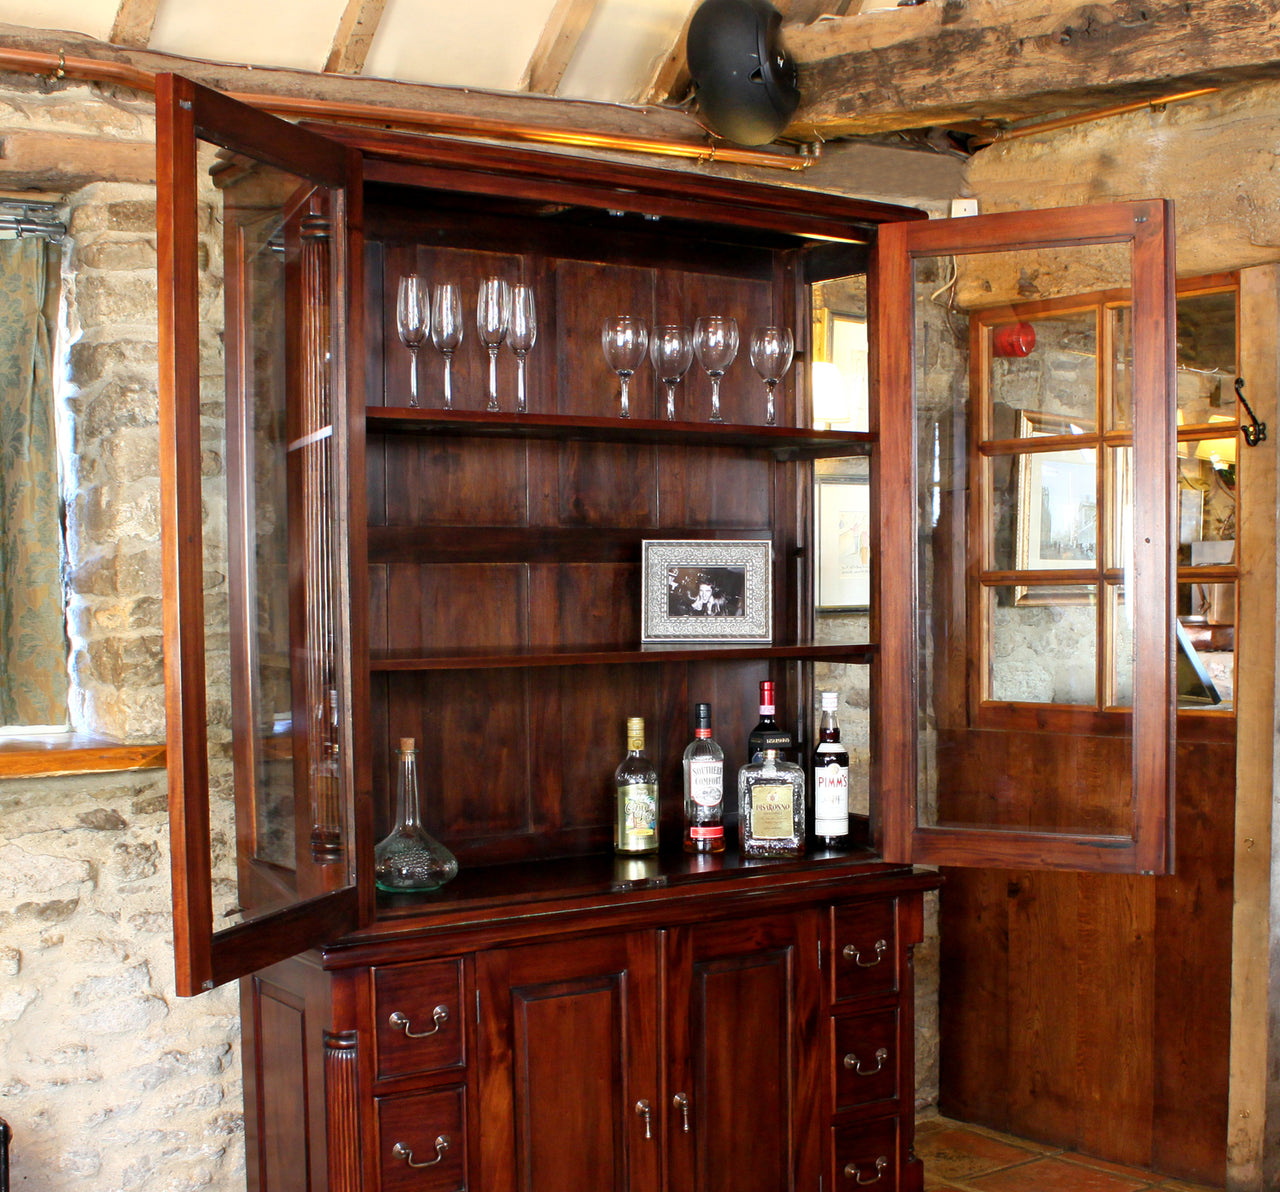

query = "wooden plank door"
[[665, 911, 823, 1192], [476, 931, 663, 1192]]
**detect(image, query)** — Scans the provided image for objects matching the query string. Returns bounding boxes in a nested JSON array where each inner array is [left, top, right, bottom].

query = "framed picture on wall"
[[816, 477, 871, 611]]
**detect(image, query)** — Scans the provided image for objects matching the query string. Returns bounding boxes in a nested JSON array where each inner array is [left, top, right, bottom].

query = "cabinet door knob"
[[672, 1091, 691, 1133], [388, 1005, 449, 1038], [844, 1156, 887, 1185], [842, 939, 887, 967], [634, 1099, 653, 1140], [392, 1136, 449, 1168], [842, 1046, 889, 1076]]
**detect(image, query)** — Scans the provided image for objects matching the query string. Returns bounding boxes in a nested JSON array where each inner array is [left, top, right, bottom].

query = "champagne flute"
[[693, 316, 738, 423], [396, 275, 429, 408], [650, 325, 694, 421], [477, 277, 512, 413], [431, 283, 463, 410], [508, 284, 537, 414], [602, 316, 649, 419], [749, 326, 794, 426]]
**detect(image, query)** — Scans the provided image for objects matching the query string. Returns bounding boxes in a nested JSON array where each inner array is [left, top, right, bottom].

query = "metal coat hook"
[[1235, 377, 1267, 447]]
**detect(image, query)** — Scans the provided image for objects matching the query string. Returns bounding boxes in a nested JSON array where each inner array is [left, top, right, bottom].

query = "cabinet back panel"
[[385, 562, 529, 652], [369, 661, 772, 863]]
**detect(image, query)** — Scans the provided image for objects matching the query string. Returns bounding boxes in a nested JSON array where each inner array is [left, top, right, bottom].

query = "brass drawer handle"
[[842, 939, 887, 967], [844, 1156, 887, 1185], [392, 1136, 449, 1168], [843, 1046, 889, 1076], [388, 1005, 449, 1038]]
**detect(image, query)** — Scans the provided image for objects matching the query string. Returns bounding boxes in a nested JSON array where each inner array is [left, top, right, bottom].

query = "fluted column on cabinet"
[[324, 1029, 361, 1192]]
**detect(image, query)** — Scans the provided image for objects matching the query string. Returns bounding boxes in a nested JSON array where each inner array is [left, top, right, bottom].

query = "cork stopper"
[[399, 737, 416, 751]]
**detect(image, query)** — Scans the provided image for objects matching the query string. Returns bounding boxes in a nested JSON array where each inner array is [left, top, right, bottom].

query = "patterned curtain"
[[0, 237, 68, 726]]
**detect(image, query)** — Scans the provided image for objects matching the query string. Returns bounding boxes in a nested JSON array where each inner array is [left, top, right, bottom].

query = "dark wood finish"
[[832, 899, 900, 1002], [476, 932, 662, 1192], [831, 1116, 900, 1192], [376, 1087, 468, 1192], [373, 959, 465, 1079], [875, 201, 1176, 873], [666, 912, 824, 1192], [939, 733, 1234, 1185]]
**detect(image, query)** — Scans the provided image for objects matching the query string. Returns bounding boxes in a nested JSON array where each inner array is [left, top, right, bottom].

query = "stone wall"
[[0, 79, 246, 1192]]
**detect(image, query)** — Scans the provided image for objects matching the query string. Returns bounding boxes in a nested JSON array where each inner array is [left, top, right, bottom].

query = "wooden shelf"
[[366, 406, 874, 459], [370, 640, 876, 672]]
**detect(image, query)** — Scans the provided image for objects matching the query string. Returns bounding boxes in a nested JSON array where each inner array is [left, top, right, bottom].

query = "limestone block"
[[0, 844, 93, 901], [74, 238, 157, 272], [69, 544, 162, 598], [71, 268, 159, 331], [68, 196, 158, 237], [69, 340, 159, 397], [82, 634, 165, 690]]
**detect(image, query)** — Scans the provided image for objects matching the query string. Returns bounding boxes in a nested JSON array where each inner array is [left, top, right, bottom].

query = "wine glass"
[[693, 316, 738, 423], [650, 325, 694, 421], [431, 283, 463, 410], [602, 316, 649, 419], [396, 275, 429, 408], [508, 284, 537, 414], [477, 277, 512, 413], [749, 326, 794, 426]]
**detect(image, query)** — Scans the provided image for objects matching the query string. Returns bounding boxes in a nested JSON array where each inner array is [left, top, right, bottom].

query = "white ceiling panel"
[[149, 0, 352, 72], [558, 0, 692, 103], [0, 0, 116, 40], [363, 0, 557, 90]]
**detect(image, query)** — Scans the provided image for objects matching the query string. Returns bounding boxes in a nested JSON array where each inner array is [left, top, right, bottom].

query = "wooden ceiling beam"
[[324, 0, 388, 75], [109, 0, 162, 48], [521, 0, 601, 95], [784, 0, 1280, 137]]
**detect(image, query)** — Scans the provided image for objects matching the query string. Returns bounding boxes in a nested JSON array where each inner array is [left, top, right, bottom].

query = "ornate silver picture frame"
[[641, 540, 773, 643]]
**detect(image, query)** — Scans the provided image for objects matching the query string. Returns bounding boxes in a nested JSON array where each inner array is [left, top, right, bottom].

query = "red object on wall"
[[992, 322, 1036, 357]]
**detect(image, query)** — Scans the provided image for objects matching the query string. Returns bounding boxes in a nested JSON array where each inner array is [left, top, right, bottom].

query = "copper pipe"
[[971, 87, 1219, 147], [0, 46, 812, 171]]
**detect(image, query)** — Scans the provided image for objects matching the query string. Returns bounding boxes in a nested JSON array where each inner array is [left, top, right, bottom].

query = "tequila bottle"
[[615, 717, 659, 854], [738, 748, 805, 858]]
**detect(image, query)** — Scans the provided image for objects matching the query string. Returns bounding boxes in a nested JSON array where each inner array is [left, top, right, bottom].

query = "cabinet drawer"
[[833, 1009, 899, 1111], [377, 1086, 467, 1192], [832, 900, 898, 1002], [831, 1116, 898, 1190], [374, 959, 465, 1079]]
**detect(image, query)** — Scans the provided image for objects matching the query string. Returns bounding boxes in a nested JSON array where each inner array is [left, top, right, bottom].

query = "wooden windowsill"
[[0, 732, 166, 778]]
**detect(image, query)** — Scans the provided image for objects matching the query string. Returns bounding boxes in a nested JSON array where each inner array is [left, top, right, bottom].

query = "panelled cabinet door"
[[875, 201, 1177, 874], [665, 912, 823, 1192], [157, 74, 368, 994], [475, 932, 663, 1192]]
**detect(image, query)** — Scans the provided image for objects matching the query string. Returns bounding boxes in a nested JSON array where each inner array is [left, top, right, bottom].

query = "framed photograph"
[[641, 540, 772, 643], [816, 477, 871, 611], [1014, 411, 1098, 606]]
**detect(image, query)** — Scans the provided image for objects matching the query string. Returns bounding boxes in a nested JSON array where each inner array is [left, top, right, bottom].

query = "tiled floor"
[[915, 1117, 1223, 1192]]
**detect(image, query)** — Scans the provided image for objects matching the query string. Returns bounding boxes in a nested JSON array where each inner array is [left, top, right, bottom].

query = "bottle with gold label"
[[615, 716, 659, 854], [738, 747, 805, 858]]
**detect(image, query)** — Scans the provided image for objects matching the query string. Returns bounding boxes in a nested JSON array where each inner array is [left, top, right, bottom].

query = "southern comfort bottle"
[[682, 702, 725, 853]]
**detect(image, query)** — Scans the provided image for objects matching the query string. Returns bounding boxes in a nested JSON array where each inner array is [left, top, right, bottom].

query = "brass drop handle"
[[844, 1156, 887, 1185], [843, 939, 887, 968], [673, 1091, 690, 1133], [843, 1046, 888, 1076], [392, 1136, 449, 1168], [388, 1005, 449, 1038], [635, 1099, 653, 1140]]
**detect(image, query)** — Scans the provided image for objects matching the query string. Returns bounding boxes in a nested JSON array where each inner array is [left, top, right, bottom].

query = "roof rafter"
[[521, 0, 601, 95], [109, 0, 162, 48], [324, 0, 388, 75]]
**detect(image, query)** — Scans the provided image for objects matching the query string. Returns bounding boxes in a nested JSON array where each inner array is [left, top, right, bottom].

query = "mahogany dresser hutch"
[[155, 71, 1179, 1192]]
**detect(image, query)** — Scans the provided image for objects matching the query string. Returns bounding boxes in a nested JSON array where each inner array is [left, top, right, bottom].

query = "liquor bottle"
[[747, 679, 794, 761], [812, 691, 850, 849], [738, 748, 805, 858], [615, 717, 659, 855], [374, 738, 459, 892], [682, 702, 725, 853]]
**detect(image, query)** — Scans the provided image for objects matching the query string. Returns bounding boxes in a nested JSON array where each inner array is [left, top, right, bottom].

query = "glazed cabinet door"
[[665, 911, 824, 1192], [157, 74, 368, 994], [876, 201, 1177, 874], [475, 932, 663, 1192]]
